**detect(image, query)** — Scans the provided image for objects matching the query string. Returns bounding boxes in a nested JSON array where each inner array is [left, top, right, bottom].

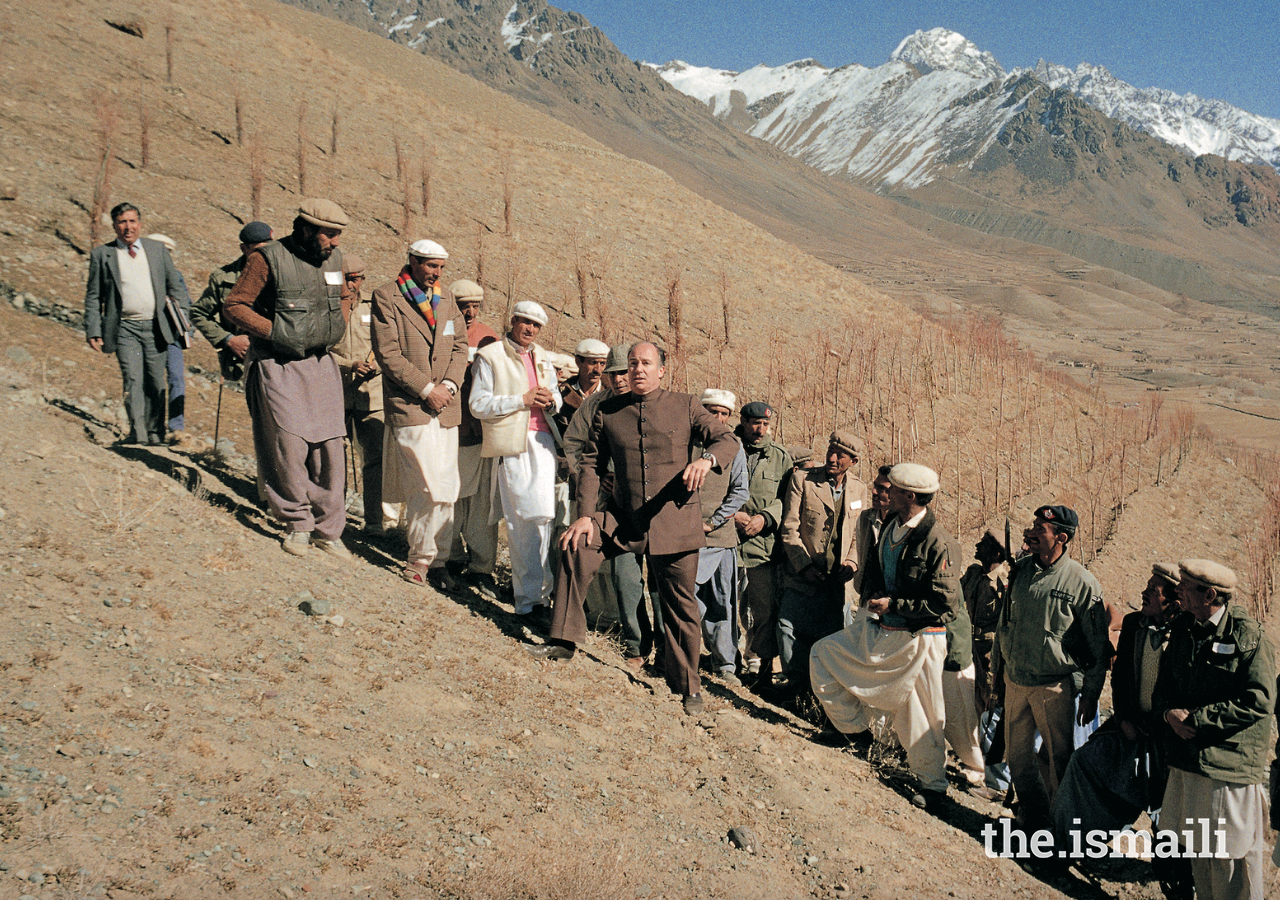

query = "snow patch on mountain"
[[1029, 60, 1280, 169], [890, 27, 1004, 81]]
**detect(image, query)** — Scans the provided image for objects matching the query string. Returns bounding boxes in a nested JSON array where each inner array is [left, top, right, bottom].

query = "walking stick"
[[213, 377, 225, 456]]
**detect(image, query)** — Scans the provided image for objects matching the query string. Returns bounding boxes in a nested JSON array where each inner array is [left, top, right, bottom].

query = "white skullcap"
[[574, 338, 610, 359], [700, 388, 737, 412], [408, 239, 448, 260], [888, 462, 940, 494], [511, 300, 548, 326], [146, 233, 176, 252]]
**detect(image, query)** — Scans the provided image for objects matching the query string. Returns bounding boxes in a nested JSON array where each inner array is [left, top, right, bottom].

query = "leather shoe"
[[910, 788, 946, 812], [682, 693, 705, 715], [526, 643, 575, 661], [624, 655, 646, 673]]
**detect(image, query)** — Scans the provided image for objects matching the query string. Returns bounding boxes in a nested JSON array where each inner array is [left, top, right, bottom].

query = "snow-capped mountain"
[[1031, 60, 1280, 171], [890, 27, 1003, 81], [654, 27, 1280, 188]]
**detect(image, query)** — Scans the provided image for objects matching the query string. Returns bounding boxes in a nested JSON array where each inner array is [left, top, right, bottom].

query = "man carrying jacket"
[[83, 202, 190, 446]]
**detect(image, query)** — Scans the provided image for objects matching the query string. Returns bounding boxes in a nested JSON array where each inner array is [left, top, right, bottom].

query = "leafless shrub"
[[665, 266, 685, 390], [138, 84, 151, 169], [719, 269, 732, 346], [330, 106, 339, 156], [420, 149, 434, 220], [234, 87, 244, 146], [393, 136, 405, 182], [474, 223, 485, 286], [248, 136, 265, 220], [400, 168, 412, 237], [296, 101, 308, 195], [501, 148, 514, 235], [502, 237, 523, 324], [459, 838, 625, 900], [89, 98, 119, 246], [164, 21, 174, 83]]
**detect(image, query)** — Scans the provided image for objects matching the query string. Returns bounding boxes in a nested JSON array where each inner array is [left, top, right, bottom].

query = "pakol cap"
[[298, 198, 349, 229], [574, 338, 610, 359], [1034, 504, 1078, 533], [741, 401, 774, 420], [701, 388, 736, 412], [450, 279, 484, 303], [408, 239, 448, 260], [790, 446, 813, 466], [827, 430, 865, 458], [888, 462, 940, 494], [145, 233, 175, 252], [1178, 559, 1237, 594], [511, 300, 547, 326], [341, 253, 366, 275]]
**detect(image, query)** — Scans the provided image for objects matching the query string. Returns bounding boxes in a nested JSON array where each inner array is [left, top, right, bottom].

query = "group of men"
[[85, 201, 1278, 898]]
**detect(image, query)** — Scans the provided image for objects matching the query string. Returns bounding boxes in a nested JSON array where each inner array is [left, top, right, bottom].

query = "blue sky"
[[560, 0, 1280, 119]]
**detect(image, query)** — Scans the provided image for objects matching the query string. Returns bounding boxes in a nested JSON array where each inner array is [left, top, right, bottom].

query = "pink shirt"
[[522, 349, 551, 433]]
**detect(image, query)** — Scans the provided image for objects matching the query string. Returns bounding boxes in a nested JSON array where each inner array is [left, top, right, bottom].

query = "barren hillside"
[[0, 1, 1277, 897]]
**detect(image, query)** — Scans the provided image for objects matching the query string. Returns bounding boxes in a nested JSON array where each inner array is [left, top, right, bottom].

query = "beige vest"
[[477, 338, 555, 458]]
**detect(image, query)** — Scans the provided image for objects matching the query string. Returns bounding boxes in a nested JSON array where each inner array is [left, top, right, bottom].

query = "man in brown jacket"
[[776, 431, 869, 692], [370, 240, 469, 590], [536, 342, 737, 716]]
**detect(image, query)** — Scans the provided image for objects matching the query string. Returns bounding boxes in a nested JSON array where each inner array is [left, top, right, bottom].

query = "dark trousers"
[[551, 532, 701, 697], [608, 551, 660, 659], [347, 409, 385, 526], [165, 342, 185, 432], [115, 318, 168, 441]]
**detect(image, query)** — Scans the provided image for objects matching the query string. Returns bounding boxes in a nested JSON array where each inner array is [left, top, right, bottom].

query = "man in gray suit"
[[83, 202, 190, 445]]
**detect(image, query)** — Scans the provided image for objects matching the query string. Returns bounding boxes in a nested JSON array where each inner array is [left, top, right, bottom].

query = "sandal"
[[401, 562, 429, 585]]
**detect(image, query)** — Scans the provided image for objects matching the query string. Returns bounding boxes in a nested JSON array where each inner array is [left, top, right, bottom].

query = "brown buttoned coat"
[[370, 280, 469, 429], [579, 388, 738, 556], [780, 468, 869, 591]]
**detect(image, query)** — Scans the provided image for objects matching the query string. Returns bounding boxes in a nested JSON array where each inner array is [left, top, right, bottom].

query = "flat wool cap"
[[1178, 559, 1237, 594], [145, 233, 176, 252], [239, 221, 273, 244], [604, 344, 630, 374], [341, 253, 366, 275], [888, 462, 940, 494], [574, 338, 610, 359], [1151, 561, 1181, 586], [701, 388, 736, 412], [827, 430, 865, 458], [450, 279, 484, 303], [408, 239, 448, 260], [740, 401, 774, 420], [511, 300, 548, 326], [298, 198, 350, 229], [790, 446, 814, 466]]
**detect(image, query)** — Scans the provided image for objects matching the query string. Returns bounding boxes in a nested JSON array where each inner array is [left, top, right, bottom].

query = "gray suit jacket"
[[84, 238, 190, 353]]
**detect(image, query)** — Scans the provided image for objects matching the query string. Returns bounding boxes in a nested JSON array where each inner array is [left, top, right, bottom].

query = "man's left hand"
[[425, 384, 452, 413], [1076, 696, 1099, 728], [682, 457, 713, 491], [1165, 708, 1197, 741], [865, 596, 890, 615]]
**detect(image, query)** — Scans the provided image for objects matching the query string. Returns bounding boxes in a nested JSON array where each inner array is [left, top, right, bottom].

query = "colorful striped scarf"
[[396, 266, 441, 330]]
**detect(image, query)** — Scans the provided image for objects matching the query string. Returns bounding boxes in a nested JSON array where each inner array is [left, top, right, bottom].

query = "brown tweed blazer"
[[369, 279, 469, 428]]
